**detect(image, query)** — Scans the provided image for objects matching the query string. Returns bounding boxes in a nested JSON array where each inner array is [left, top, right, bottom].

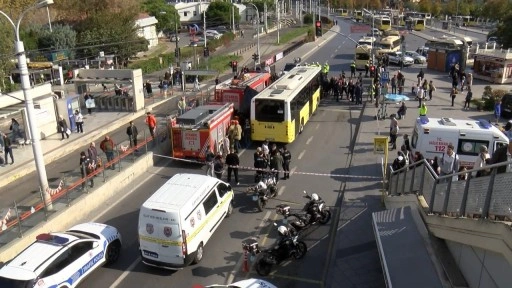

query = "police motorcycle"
[[247, 171, 278, 212], [275, 191, 331, 235], [242, 224, 307, 276]]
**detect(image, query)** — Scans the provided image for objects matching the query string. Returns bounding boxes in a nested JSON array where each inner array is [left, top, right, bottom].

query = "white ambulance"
[[138, 173, 234, 269], [411, 117, 509, 167]]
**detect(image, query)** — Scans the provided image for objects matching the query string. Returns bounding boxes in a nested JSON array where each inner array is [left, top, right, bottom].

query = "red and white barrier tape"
[[153, 154, 381, 179], [45, 180, 64, 196]]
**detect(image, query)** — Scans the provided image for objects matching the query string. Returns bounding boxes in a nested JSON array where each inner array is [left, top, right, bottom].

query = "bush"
[[303, 13, 313, 24], [481, 88, 507, 111]]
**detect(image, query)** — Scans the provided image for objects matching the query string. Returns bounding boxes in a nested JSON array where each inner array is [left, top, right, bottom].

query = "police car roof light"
[[478, 119, 492, 129], [36, 233, 69, 245]]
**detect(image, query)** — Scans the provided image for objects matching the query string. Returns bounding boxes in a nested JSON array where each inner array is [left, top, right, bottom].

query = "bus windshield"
[[254, 99, 285, 122], [356, 53, 370, 60]]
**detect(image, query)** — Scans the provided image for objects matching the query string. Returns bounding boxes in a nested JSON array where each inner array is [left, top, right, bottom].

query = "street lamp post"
[[247, 3, 261, 66], [0, 0, 54, 209]]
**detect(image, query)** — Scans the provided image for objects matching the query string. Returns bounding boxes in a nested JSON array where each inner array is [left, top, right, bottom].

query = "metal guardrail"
[[388, 159, 512, 220], [0, 126, 170, 247]]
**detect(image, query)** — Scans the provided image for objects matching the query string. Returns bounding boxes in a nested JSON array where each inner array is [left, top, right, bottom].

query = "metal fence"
[[0, 126, 170, 248], [388, 159, 512, 221]]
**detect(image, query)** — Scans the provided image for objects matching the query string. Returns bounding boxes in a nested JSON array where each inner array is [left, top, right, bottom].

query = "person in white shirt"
[[261, 140, 269, 159], [74, 110, 84, 133], [439, 144, 459, 181], [472, 145, 490, 177]]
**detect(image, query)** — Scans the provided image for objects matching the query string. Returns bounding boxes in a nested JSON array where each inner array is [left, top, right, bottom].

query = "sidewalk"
[[0, 25, 313, 193]]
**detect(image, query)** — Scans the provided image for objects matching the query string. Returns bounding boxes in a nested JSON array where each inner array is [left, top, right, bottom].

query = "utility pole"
[[175, 13, 180, 66], [264, 3, 268, 32], [232, 2, 235, 34], [204, 10, 207, 69], [277, 0, 280, 44]]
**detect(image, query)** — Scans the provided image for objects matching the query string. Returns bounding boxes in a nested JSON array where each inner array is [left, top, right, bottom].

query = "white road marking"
[[315, 124, 320, 130], [298, 150, 306, 160], [277, 185, 286, 196], [95, 163, 170, 287], [306, 136, 313, 145], [226, 210, 273, 284], [290, 166, 297, 176]]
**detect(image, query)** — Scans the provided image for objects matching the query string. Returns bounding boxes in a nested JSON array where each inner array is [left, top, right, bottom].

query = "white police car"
[[0, 222, 121, 288], [204, 278, 278, 288]]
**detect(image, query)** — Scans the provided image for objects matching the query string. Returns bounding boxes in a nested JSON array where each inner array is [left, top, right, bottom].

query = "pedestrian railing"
[[0, 127, 170, 248], [388, 159, 512, 221]]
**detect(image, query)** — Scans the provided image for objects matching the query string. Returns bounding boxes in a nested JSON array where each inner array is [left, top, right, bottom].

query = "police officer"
[[350, 61, 356, 78], [281, 146, 291, 179], [269, 150, 283, 183]]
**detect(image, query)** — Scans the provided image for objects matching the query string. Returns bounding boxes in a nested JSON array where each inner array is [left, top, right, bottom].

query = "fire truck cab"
[[170, 103, 234, 160]]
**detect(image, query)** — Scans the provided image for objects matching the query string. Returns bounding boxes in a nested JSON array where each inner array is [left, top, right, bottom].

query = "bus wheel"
[[299, 119, 304, 134]]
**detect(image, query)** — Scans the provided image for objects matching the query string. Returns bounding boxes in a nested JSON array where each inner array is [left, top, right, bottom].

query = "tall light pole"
[[0, 0, 54, 209], [247, 3, 261, 66]]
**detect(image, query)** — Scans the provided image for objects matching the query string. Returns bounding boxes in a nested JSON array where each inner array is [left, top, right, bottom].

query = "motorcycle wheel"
[[269, 185, 278, 198], [293, 241, 308, 260], [319, 210, 331, 225], [255, 259, 273, 276], [257, 198, 265, 212]]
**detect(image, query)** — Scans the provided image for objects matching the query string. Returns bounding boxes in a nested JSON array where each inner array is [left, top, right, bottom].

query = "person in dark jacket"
[[79, 151, 94, 188], [213, 153, 224, 180], [2, 133, 14, 165], [490, 141, 512, 174], [225, 149, 240, 185], [126, 121, 139, 149], [269, 150, 283, 183], [58, 115, 69, 140], [281, 146, 292, 179]]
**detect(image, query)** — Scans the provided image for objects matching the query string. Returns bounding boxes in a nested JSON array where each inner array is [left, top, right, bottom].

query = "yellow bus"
[[375, 16, 391, 31], [412, 18, 425, 31], [376, 35, 401, 56], [338, 8, 349, 17], [355, 45, 372, 70], [250, 66, 322, 143], [354, 10, 363, 22]]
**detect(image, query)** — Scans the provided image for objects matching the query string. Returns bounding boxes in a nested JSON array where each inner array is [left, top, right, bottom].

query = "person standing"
[[79, 151, 94, 188], [213, 153, 224, 180], [84, 93, 94, 115], [177, 96, 187, 116], [145, 80, 153, 98], [87, 142, 98, 169], [463, 88, 473, 110], [205, 148, 215, 176], [428, 80, 435, 101], [365, 61, 370, 78], [390, 75, 397, 94], [389, 115, 399, 150], [233, 120, 242, 153], [417, 69, 424, 86], [2, 133, 14, 165], [282, 146, 291, 179], [494, 100, 501, 125], [126, 121, 139, 149], [58, 115, 69, 140], [74, 110, 84, 133], [350, 61, 356, 78], [243, 118, 251, 148], [450, 88, 457, 107], [419, 103, 428, 117], [225, 149, 240, 185], [9, 118, 23, 141], [490, 141, 512, 174], [100, 135, 116, 170], [473, 145, 490, 177], [145, 112, 157, 138], [269, 150, 283, 183], [439, 144, 459, 181]]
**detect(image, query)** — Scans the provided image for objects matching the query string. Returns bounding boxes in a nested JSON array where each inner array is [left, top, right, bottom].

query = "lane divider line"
[[297, 150, 306, 160], [306, 136, 314, 145]]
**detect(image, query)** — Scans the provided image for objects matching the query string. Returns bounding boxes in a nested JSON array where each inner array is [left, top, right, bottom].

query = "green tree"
[[142, 0, 180, 33], [368, 0, 381, 10], [481, 0, 511, 21], [74, 10, 148, 62], [493, 13, 512, 48], [37, 24, 77, 58], [417, 0, 432, 13], [431, 1, 442, 17], [0, 23, 14, 92], [206, 2, 240, 28]]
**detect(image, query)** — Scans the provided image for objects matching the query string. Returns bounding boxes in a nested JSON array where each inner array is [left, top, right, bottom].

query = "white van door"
[[139, 209, 183, 267]]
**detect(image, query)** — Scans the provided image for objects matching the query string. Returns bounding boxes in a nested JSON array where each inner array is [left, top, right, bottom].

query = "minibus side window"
[[216, 183, 230, 198], [203, 192, 218, 215]]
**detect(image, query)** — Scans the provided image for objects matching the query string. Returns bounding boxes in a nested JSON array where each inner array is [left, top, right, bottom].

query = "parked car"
[[189, 37, 206, 46], [501, 93, 512, 119], [416, 46, 430, 58], [204, 278, 278, 288], [367, 28, 382, 37], [386, 51, 414, 66], [404, 51, 427, 64], [205, 30, 222, 39], [0, 223, 122, 288], [212, 26, 230, 34]]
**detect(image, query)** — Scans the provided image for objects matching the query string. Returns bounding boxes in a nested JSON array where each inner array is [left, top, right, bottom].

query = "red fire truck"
[[211, 72, 272, 116], [170, 103, 234, 160]]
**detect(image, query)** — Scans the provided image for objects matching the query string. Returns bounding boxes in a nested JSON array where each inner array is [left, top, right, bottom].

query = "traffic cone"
[[242, 250, 249, 272]]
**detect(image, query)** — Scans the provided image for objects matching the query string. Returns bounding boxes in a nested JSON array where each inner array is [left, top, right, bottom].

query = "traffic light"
[[174, 48, 180, 58], [315, 21, 322, 37], [231, 61, 238, 73], [252, 53, 259, 62], [203, 47, 209, 57], [370, 65, 375, 77]]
